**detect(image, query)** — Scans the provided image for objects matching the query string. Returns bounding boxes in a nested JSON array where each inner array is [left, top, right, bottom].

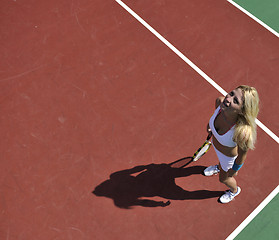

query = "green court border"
[[226, 186, 279, 239], [235, 193, 279, 240], [227, 0, 279, 38], [233, 0, 279, 33]]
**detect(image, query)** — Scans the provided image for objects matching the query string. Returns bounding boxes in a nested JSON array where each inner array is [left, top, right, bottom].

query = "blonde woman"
[[204, 85, 259, 203]]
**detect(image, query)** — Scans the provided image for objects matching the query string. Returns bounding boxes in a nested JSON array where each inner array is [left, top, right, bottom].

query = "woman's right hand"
[[206, 124, 212, 139], [207, 123, 212, 134]]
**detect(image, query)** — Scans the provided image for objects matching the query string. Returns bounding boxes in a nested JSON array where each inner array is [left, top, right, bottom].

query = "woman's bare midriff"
[[212, 135, 238, 157]]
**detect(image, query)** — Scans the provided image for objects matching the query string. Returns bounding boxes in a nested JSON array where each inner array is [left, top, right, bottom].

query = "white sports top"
[[209, 106, 237, 148]]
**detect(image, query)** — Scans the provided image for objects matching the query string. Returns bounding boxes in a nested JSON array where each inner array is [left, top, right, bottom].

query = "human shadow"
[[93, 157, 223, 209], [92, 157, 223, 209]]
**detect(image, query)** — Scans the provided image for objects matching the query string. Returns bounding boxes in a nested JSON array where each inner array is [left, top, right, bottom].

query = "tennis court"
[[1, 0, 278, 239]]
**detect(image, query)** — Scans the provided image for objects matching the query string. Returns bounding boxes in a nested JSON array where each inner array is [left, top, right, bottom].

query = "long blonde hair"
[[233, 85, 260, 151]]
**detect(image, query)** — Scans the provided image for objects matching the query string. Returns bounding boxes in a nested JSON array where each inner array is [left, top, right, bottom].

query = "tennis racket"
[[180, 133, 212, 167], [168, 133, 212, 168], [192, 133, 212, 162]]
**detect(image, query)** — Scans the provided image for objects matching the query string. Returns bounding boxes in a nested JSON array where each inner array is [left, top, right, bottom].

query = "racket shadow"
[[93, 158, 223, 209]]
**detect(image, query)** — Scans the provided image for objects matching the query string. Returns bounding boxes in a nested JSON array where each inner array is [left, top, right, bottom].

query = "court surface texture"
[[1, 0, 278, 239]]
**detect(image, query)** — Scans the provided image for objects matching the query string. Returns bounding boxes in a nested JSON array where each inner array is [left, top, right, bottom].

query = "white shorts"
[[213, 144, 237, 172]]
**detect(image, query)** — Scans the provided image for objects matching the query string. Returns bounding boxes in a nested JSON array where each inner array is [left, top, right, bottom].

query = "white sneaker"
[[204, 165, 220, 176], [219, 187, 241, 204]]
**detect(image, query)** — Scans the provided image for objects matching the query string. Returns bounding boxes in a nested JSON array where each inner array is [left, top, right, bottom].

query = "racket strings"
[[193, 142, 211, 161]]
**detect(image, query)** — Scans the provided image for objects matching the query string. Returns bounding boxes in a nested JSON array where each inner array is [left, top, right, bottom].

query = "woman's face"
[[221, 88, 244, 115]]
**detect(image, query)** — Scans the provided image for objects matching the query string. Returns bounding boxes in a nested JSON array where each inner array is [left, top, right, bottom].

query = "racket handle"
[[207, 132, 212, 141]]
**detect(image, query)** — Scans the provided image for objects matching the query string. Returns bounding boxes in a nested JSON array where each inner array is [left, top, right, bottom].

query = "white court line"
[[256, 119, 279, 143], [227, 0, 279, 38], [114, 0, 227, 96], [114, 1, 279, 239], [115, 0, 279, 144], [226, 185, 279, 240]]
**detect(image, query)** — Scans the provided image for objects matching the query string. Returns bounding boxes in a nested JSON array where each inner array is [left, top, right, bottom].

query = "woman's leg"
[[218, 164, 238, 193]]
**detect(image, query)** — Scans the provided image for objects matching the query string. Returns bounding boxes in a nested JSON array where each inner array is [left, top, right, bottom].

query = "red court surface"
[[1, 0, 278, 239]]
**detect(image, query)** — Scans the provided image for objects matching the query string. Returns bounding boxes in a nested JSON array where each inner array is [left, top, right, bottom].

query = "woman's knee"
[[219, 171, 229, 184], [219, 175, 227, 184]]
